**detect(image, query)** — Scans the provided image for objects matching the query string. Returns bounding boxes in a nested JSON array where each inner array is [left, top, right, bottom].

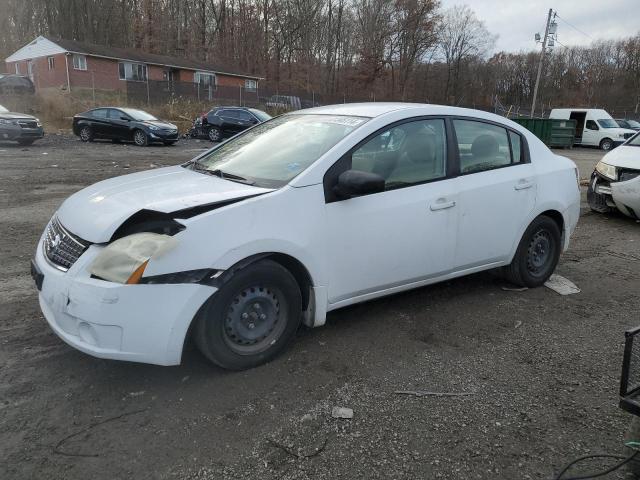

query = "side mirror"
[[333, 169, 385, 199], [121, 116, 130, 121]]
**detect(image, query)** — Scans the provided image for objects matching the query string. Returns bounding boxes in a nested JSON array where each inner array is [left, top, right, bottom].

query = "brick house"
[[5, 36, 263, 99]]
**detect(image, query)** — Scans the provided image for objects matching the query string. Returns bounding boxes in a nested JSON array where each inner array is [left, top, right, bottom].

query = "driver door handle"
[[430, 199, 456, 211], [515, 179, 534, 190]]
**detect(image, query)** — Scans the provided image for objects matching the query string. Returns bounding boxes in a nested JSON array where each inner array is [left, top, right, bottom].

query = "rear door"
[[451, 118, 536, 270], [235, 109, 258, 132], [89, 109, 110, 138]]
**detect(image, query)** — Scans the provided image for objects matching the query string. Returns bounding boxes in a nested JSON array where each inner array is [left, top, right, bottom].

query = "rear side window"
[[91, 109, 108, 119], [351, 118, 447, 190], [453, 119, 520, 174], [221, 110, 239, 119]]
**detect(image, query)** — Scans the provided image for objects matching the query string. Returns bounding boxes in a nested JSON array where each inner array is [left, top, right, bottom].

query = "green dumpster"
[[512, 118, 576, 149]]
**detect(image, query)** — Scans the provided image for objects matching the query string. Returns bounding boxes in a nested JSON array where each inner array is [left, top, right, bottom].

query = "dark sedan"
[[72, 107, 179, 146], [195, 106, 271, 142], [0, 104, 44, 145]]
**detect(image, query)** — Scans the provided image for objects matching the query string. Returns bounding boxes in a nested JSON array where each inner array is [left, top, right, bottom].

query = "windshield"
[[0, 105, 8, 113], [249, 108, 271, 122], [597, 119, 618, 128], [627, 120, 640, 129], [120, 108, 158, 121], [627, 132, 640, 146], [192, 114, 368, 187]]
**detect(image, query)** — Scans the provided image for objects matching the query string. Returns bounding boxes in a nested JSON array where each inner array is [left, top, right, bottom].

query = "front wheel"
[[133, 129, 149, 146], [502, 215, 562, 288], [194, 259, 302, 370], [600, 138, 614, 151], [79, 126, 93, 142], [208, 126, 222, 142]]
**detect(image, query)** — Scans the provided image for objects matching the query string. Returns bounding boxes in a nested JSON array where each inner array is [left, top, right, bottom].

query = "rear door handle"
[[515, 180, 534, 190], [430, 199, 456, 211]]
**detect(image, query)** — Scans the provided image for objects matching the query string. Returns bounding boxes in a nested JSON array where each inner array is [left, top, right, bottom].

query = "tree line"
[[1, 0, 639, 115]]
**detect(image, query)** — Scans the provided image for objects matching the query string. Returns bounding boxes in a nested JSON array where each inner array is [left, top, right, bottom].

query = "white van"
[[549, 108, 636, 150]]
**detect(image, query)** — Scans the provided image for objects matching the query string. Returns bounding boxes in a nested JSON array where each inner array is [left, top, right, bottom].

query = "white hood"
[[56, 166, 273, 243], [602, 145, 640, 170]]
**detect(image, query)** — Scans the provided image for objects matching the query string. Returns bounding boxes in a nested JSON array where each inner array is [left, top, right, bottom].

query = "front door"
[[582, 119, 600, 147], [451, 118, 536, 270], [324, 118, 458, 305]]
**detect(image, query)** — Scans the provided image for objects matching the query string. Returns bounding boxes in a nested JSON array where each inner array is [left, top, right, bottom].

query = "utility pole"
[[531, 8, 555, 118]]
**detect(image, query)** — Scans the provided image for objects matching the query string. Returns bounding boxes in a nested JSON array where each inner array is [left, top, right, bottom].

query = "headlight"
[[148, 125, 160, 131], [89, 233, 177, 284], [595, 161, 617, 181], [35, 118, 42, 127], [0, 119, 14, 125]]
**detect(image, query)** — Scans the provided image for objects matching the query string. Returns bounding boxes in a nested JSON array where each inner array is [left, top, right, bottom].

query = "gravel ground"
[[1, 135, 639, 480]]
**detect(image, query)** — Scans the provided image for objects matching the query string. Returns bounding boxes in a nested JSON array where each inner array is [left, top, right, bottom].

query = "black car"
[[0, 104, 44, 145], [196, 107, 271, 142], [72, 107, 179, 146]]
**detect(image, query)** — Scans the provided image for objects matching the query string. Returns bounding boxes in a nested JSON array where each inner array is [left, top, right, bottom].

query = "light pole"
[[531, 9, 557, 118]]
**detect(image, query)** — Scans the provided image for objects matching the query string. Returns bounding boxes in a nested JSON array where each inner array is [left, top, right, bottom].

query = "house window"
[[48, 57, 55, 70], [72, 54, 87, 70], [194, 71, 216, 87], [118, 62, 147, 82], [245, 79, 257, 91], [14, 63, 20, 74]]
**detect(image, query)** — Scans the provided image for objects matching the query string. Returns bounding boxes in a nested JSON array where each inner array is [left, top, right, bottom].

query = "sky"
[[440, 0, 640, 53]]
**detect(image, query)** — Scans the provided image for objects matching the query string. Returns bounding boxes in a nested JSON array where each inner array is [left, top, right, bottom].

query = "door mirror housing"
[[120, 116, 131, 121], [333, 169, 385, 199]]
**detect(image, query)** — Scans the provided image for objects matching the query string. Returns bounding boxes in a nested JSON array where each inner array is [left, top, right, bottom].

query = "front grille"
[[43, 217, 90, 271], [18, 120, 38, 129]]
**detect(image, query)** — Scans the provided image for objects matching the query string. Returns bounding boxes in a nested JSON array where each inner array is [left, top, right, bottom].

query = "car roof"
[[292, 102, 510, 119]]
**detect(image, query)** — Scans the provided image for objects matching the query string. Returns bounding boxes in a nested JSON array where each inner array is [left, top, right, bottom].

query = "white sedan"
[[31, 103, 580, 370], [588, 132, 640, 218]]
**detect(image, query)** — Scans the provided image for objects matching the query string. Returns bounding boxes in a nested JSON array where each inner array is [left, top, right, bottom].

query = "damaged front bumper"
[[587, 170, 640, 219], [32, 235, 216, 365]]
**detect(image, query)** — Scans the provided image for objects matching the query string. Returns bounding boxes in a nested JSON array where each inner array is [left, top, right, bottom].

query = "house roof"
[[7, 36, 263, 80]]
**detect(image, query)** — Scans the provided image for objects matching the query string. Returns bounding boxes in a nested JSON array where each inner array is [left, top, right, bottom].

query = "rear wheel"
[[208, 126, 222, 142], [502, 215, 562, 288], [194, 259, 302, 370], [600, 138, 614, 151], [79, 126, 93, 142], [133, 129, 149, 147]]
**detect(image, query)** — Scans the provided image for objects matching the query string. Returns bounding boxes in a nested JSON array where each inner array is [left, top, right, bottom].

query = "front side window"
[[350, 119, 447, 190], [193, 114, 368, 188], [597, 119, 618, 129], [454, 119, 514, 174], [119, 108, 157, 121], [72, 54, 87, 70], [585, 120, 599, 130], [118, 62, 147, 81]]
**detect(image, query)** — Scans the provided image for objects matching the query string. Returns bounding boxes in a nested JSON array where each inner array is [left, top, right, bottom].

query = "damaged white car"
[[31, 103, 580, 370], [588, 131, 640, 219]]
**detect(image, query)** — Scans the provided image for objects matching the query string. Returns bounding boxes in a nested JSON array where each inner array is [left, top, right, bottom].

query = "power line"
[[555, 13, 594, 41]]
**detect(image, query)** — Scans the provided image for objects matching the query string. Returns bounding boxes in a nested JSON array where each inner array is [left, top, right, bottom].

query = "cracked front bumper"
[[33, 236, 216, 366], [588, 171, 640, 219]]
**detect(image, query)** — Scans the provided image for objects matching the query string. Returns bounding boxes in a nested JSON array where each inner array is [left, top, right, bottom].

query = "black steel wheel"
[[194, 259, 302, 370], [208, 126, 222, 142], [600, 138, 614, 151], [133, 129, 149, 146], [502, 215, 561, 288], [79, 126, 93, 142]]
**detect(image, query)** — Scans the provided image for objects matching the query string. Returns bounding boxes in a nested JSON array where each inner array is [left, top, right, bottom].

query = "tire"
[[194, 259, 302, 370], [17, 139, 34, 146], [208, 126, 222, 142], [624, 417, 640, 477], [79, 126, 93, 142], [502, 215, 562, 288], [133, 129, 149, 147], [600, 138, 614, 151]]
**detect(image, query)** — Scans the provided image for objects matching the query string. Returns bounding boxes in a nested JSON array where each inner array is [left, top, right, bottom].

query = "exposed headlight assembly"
[[89, 233, 177, 284], [595, 161, 617, 181]]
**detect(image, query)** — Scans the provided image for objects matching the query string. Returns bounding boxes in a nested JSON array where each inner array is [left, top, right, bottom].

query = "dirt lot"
[[1, 136, 639, 480]]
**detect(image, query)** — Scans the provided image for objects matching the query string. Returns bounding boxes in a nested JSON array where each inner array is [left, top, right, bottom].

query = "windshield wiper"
[[209, 169, 254, 185]]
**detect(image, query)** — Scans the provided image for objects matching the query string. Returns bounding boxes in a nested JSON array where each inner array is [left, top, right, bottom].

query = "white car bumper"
[[611, 174, 640, 218], [34, 237, 216, 366]]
